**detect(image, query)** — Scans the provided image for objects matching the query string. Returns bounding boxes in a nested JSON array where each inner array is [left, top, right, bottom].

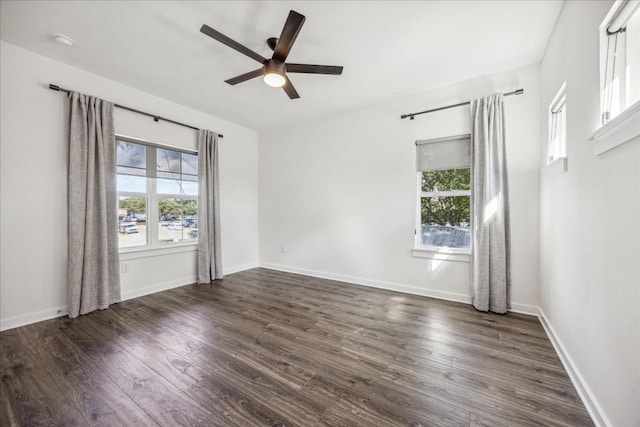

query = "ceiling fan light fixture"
[[263, 60, 286, 87], [264, 72, 286, 87]]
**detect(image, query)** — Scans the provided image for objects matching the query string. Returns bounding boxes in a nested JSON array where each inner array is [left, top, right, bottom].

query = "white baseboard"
[[509, 302, 539, 316], [0, 305, 68, 331], [121, 276, 198, 301], [259, 262, 539, 316], [121, 259, 261, 301], [259, 262, 472, 305], [225, 262, 260, 275], [122, 261, 260, 301], [538, 308, 610, 427], [0, 277, 202, 331], [0, 262, 259, 332]]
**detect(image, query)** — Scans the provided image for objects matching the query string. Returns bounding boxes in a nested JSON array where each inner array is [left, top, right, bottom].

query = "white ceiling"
[[0, 1, 563, 131]]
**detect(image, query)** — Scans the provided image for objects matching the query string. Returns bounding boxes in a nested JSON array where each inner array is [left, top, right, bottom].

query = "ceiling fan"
[[200, 10, 343, 99]]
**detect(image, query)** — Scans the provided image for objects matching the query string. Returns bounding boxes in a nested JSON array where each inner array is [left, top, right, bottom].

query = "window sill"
[[590, 101, 640, 155], [544, 157, 568, 176], [120, 243, 197, 260], [412, 247, 471, 263]]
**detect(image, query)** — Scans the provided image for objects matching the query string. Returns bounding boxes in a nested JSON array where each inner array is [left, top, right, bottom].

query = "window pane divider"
[[117, 134, 198, 155], [421, 190, 471, 197], [156, 193, 198, 198], [118, 191, 147, 198]]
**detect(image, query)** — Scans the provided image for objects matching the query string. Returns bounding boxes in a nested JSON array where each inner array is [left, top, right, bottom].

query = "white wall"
[[259, 64, 541, 313], [0, 41, 259, 330], [539, 1, 640, 426]]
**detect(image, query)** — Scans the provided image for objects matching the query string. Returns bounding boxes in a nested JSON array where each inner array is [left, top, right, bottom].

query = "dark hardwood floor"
[[1, 268, 592, 426]]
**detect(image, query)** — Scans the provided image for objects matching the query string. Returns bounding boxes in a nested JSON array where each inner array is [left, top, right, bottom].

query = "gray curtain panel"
[[68, 92, 121, 318], [197, 129, 223, 282], [470, 93, 511, 314]]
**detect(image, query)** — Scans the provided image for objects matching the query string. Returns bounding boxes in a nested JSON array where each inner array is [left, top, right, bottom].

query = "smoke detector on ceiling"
[[53, 34, 74, 47]]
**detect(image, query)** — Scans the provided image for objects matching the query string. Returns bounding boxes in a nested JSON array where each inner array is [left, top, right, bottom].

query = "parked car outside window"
[[119, 223, 138, 234]]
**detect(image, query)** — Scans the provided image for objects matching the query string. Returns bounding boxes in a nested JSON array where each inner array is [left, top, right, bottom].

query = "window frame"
[[599, 0, 640, 125], [548, 82, 567, 165], [413, 134, 472, 257], [116, 135, 199, 253], [591, 0, 640, 155]]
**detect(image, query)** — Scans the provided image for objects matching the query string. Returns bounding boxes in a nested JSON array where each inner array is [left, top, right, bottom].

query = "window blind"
[[116, 139, 198, 182], [416, 134, 471, 172]]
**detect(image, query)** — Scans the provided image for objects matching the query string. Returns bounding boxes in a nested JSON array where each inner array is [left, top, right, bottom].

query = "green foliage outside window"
[[422, 168, 471, 192], [421, 169, 471, 226], [158, 198, 197, 219], [119, 197, 146, 215]]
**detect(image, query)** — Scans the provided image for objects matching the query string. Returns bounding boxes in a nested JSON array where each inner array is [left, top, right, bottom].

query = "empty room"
[[0, 1, 638, 426]]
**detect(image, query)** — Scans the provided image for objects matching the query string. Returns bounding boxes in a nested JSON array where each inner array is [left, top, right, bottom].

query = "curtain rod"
[[400, 88, 524, 120], [48, 84, 224, 138]]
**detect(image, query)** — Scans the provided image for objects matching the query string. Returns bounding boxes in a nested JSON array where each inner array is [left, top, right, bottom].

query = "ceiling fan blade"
[[282, 75, 300, 99], [200, 24, 266, 64], [273, 10, 306, 62], [286, 64, 344, 75], [225, 68, 264, 85]]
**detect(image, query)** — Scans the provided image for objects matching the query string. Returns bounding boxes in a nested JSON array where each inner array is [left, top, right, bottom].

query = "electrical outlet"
[[121, 262, 130, 273], [280, 245, 285, 254]]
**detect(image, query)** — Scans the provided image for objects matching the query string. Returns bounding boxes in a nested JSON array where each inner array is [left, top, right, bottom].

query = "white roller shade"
[[416, 134, 471, 171]]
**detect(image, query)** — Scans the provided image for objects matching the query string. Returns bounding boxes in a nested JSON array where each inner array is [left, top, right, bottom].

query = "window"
[[600, 0, 640, 124], [116, 137, 198, 249], [548, 83, 567, 164], [415, 134, 471, 251]]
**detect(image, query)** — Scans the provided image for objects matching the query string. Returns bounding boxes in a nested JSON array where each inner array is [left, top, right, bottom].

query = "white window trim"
[[548, 82, 567, 166], [544, 157, 568, 176], [413, 134, 472, 256], [120, 243, 197, 259], [590, 99, 640, 155], [593, 0, 640, 153], [411, 247, 471, 263], [117, 135, 199, 254]]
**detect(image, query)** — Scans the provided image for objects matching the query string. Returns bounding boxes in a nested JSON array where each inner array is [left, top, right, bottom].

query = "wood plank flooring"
[[0, 268, 593, 426]]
